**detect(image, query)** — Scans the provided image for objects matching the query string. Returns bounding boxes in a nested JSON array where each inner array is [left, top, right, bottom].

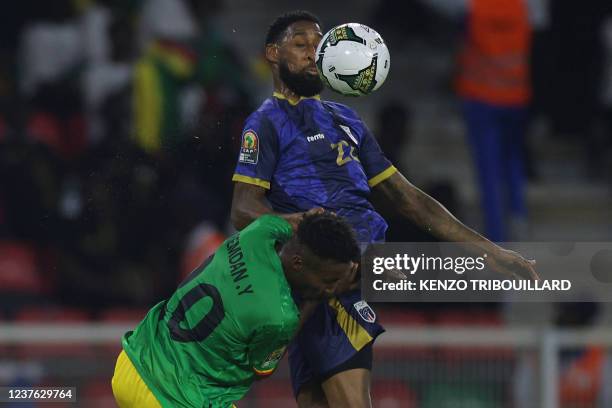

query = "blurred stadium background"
[[1, 0, 612, 407]]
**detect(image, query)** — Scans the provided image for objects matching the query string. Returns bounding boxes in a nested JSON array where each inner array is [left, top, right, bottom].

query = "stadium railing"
[[1, 323, 611, 408]]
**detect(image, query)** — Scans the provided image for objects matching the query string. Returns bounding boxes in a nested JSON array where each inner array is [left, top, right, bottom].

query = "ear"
[[292, 254, 303, 271], [265, 43, 279, 64]]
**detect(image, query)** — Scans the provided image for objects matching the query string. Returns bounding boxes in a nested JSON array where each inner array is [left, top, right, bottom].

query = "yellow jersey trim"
[[329, 298, 373, 351], [253, 367, 275, 376], [368, 165, 397, 188], [232, 174, 271, 190], [273, 91, 321, 106]]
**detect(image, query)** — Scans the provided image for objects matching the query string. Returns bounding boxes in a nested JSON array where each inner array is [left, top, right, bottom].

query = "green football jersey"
[[122, 215, 300, 408]]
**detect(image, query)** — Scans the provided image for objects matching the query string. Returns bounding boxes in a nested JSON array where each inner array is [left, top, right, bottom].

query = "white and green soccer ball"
[[316, 23, 390, 97]]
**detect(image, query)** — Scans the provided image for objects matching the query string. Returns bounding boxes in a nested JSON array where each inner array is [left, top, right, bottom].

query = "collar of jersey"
[[273, 92, 320, 106]]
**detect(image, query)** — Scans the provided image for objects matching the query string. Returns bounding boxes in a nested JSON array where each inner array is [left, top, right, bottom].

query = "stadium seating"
[[252, 379, 297, 408], [372, 380, 418, 408], [0, 241, 43, 295]]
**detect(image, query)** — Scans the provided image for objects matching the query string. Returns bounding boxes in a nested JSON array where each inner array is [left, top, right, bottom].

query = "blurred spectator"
[[546, 1, 612, 182], [514, 302, 612, 407], [82, 2, 136, 145], [132, 0, 251, 212], [17, 1, 92, 159], [0, 140, 63, 243], [132, 38, 198, 152], [413, 0, 535, 241], [132, 0, 250, 153], [546, 1, 610, 137], [53, 138, 176, 308], [0, 0, 259, 314], [595, 16, 612, 180], [138, 0, 198, 51], [454, 0, 532, 241], [0, 139, 64, 313]]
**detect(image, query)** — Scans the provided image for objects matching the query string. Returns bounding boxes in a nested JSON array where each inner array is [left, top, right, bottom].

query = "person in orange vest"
[[418, 0, 533, 240], [454, 0, 532, 241]]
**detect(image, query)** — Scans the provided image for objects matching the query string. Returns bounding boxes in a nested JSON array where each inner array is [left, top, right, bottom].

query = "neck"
[[273, 77, 302, 104]]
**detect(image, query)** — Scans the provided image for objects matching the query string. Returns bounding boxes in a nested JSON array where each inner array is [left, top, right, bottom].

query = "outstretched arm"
[[372, 171, 539, 280]]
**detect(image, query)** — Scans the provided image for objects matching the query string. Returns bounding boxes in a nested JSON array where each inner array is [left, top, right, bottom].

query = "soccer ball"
[[316, 23, 390, 97]]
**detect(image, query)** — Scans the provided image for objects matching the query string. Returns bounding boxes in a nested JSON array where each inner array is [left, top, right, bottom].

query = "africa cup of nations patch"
[[239, 130, 259, 164]]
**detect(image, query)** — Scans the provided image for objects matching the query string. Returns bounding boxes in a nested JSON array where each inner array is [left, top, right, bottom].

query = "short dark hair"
[[265, 10, 321, 45], [297, 211, 360, 264]]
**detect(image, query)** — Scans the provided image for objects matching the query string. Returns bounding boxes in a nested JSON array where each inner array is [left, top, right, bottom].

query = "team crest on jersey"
[[339, 125, 359, 145], [354, 300, 376, 323], [239, 130, 259, 164], [261, 346, 286, 369]]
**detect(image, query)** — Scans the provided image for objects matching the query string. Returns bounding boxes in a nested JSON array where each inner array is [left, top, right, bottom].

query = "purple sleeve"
[[232, 114, 279, 190], [359, 126, 397, 187]]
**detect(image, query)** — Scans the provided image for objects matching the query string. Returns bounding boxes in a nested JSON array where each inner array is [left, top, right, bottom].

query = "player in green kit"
[[111, 211, 360, 408]]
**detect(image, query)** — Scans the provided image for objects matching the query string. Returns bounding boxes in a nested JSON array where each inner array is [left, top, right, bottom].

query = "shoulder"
[[322, 100, 362, 121], [242, 290, 298, 330], [322, 100, 372, 142], [257, 98, 281, 115], [244, 98, 281, 127], [251, 302, 299, 331], [322, 100, 368, 133], [245, 215, 292, 237]]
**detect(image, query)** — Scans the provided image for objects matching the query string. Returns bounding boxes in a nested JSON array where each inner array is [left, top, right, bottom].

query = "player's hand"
[[283, 208, 325, 231], [305, 207, 326, 216], [486, 248, 539, 281]]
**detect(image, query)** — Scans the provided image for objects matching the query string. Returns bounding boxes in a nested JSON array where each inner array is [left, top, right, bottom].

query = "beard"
[[279, 60, 324, 97]]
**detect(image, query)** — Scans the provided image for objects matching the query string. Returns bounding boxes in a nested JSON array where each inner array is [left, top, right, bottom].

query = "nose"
[[307, 44, 317, 61]]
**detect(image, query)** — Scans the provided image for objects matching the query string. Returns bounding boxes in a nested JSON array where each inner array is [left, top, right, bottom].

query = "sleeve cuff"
[[232, 174, 271, 190], [368, 165, 397, 187]]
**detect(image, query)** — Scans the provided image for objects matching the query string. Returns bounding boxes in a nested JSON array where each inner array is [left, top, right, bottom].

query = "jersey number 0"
[[167, 256, 225, 342]]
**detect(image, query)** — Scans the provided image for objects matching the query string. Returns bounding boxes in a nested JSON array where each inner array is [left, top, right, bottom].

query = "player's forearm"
[[377, 172, 502, 253], [406, 185, 489, 244]]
